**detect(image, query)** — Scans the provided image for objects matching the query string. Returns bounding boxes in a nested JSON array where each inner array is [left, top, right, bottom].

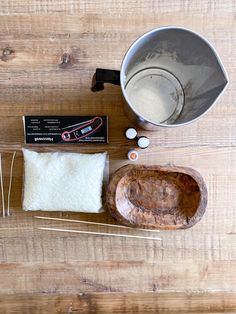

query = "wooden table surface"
[[0, 0, 235, 313]]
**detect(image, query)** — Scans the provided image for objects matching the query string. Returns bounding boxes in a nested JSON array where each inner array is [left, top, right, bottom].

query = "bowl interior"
[[115, 169, 201, 227]]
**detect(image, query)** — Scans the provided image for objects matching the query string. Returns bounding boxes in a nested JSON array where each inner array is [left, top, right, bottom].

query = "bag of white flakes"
[[22, 149, 107, 213]]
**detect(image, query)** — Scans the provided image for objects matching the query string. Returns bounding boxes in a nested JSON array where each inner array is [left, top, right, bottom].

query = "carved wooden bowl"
[[106, 165, 207, 230]]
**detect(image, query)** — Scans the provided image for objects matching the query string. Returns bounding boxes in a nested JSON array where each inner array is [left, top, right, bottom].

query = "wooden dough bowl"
[[106, 165, 207, 230]]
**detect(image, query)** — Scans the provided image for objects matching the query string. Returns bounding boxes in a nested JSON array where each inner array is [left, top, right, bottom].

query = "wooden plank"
[[0, 292, 235, 314], [0, 14, 234, 45], [0, 261, 235, 294], [0, 218, 235, 263], [0, 0, 235, 15], [0, 112, 236, 146]]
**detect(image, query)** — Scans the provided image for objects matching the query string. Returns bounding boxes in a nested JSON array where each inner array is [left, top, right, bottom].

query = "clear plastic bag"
[[22, 148, 109, 213]]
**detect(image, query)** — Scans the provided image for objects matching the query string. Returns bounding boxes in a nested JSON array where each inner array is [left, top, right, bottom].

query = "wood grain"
[[0, 261, 236, 293], [0, 292, 235, 314], [0, 0, 235, 312]]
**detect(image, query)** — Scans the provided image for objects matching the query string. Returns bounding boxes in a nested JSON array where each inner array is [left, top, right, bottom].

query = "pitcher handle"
[[91, 68, 120, 92]]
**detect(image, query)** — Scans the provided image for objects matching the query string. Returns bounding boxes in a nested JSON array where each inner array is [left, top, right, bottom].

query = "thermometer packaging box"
[[23, 116, 108, 144]]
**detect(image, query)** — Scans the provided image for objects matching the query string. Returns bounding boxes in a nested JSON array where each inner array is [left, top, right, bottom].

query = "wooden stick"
[[0, 153, 5, 218], [7, 151, 16, 217], [35, 216, 160, 233], [39, 227, 162, 241]]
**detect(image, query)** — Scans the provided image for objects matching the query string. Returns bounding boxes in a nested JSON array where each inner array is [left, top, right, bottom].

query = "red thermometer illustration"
[[61, 117, 103, 142]]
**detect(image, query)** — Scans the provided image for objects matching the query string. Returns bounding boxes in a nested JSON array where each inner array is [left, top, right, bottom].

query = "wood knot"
[[60, 53, 71, 67], [1, 48, 15, 62]]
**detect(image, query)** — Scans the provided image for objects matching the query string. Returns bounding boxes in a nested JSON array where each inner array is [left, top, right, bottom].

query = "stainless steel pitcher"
[[92, 26, 228, 130]]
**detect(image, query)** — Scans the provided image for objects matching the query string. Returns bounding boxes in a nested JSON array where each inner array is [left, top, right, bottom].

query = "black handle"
[[91, 68, 120, 92]]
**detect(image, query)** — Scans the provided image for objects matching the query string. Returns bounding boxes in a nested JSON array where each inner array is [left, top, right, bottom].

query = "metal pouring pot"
[[92, 26, 228, 130]]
